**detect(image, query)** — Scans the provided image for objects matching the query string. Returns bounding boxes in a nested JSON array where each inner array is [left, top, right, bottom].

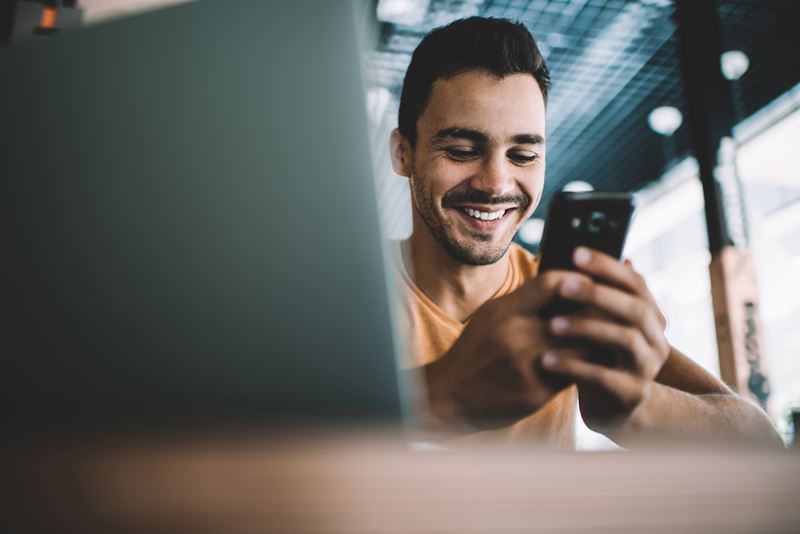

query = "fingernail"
[[551, 316, 569, 334], [574, 247, 592, 266], [542, 352, 559, 369], [561, 278, 581, 296]]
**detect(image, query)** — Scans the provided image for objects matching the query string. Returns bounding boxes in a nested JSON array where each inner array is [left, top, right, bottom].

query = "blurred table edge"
[[3, 429, 800, 533]]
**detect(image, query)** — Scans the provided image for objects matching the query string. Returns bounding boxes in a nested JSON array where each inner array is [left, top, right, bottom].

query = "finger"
[[573, 247, 639, 293], [540, 350, 644, 407], [511, 269, 593, 313], [548, 315, 667, 375], [574, 248, 665, 329], [535, 346, 587, 372], [557, 278, 665, 351]]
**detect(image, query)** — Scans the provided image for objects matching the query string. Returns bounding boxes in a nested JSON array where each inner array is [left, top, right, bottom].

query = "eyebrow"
[[433, 127, 487, 143], [433, 127, 545, 146], [511, 133, 545, 146]]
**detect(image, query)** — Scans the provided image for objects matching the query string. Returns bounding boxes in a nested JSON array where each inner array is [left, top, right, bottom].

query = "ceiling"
[[366, 0, 800, 224]]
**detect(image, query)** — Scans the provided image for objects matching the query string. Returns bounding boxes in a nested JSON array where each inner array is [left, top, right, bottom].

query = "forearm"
[[608, 383, 783, 449]]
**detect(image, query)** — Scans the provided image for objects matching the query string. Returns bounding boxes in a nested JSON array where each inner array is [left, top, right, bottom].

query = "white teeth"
[[464, 208, 506, 221]]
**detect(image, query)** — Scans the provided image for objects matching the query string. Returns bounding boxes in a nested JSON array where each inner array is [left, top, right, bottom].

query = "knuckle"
[[631, 299, 648, 321], [495, 316, 536, 353], [657, 339, 671, 361], [632, 272, 647, 293], [622, 328, 641, 351], [639, 358, 659, 380], [537, 271, 561, 292], [505, 334, 532, 357], [626, 382, 647, 408], [637, 355, 655, 377], [658, 311, 668, 330], [489, 319, 513, 347]]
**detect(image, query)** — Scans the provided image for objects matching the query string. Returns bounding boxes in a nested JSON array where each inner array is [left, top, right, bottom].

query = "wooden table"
[[4, 430, 799, 533]]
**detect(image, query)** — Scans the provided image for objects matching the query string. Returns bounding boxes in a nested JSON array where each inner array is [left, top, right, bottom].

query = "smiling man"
[[389, 17, 780, 448], [403, 70, 544, 268]]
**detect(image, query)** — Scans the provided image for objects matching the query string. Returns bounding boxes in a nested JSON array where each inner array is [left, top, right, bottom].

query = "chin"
[[442, 236, 513, 266]]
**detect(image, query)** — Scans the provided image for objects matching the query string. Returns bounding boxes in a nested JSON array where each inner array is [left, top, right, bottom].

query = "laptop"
[[0, 0, 404, 434]]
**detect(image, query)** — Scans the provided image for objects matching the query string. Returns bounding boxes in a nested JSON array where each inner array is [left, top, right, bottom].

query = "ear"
[[389, 128, 414, 178]]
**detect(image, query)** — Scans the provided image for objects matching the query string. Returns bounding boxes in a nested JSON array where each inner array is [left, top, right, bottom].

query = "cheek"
[[411, 165, 460, 205], [520, 168, 546, 210], [420, 160, 474, 197], [520, 164, 544, 187]]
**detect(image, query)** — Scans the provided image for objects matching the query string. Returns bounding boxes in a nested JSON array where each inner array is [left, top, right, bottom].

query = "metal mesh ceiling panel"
[[367, 0, 800, 221]]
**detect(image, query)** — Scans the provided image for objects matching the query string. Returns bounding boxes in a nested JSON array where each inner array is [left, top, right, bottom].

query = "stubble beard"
[[410, 179, 517, 266]]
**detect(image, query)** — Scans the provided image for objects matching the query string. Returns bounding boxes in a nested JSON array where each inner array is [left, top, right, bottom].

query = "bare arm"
[[541, 248, 783, 449], [609, 346, 782, 447]]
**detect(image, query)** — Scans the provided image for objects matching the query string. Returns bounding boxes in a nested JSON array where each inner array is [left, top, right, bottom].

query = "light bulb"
[[721, 50, 749, 81], [562, 181, 594, 193], [518, 218, 545, 245], [648, 106, 683, 137]]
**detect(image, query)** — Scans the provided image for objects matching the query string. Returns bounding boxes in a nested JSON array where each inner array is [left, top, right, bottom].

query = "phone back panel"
[[538, 192, 635, 273]]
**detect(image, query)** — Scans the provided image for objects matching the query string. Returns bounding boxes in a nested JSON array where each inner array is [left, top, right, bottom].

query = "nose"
[[468, 151, 516, 197]]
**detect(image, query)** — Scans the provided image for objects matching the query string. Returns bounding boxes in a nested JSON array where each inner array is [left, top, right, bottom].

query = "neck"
[[403, 225, 510, 323]]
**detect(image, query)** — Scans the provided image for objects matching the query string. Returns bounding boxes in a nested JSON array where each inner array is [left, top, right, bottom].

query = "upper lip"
[[451, 204, 517, 212]]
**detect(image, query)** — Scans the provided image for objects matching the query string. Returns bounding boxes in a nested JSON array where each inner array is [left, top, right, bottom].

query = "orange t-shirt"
[[394, 242, 577, 449]]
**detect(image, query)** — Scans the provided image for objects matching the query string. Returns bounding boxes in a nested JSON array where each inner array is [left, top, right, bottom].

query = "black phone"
[[537, 191, 635, 319]]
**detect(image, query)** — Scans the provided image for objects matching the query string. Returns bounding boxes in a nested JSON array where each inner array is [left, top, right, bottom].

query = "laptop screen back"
[[0, 0, 403, 433]]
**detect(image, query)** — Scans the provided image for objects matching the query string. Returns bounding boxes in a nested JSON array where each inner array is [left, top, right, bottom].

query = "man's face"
[[400, 70, 546, 265]]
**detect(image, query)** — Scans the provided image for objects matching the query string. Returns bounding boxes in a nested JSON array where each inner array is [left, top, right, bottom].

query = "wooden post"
[[709, 248, 770, 409], [675, 0, 771, 411]]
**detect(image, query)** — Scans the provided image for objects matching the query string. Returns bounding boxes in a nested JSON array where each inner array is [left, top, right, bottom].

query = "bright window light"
[[366, 87, 392, 124], [625, 160, 703, 253], [737, 105, 800, 187], [376, 0, 430, 26]]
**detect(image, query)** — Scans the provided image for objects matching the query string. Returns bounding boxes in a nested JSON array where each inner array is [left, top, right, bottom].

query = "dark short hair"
[[398, 17, 550, 146]]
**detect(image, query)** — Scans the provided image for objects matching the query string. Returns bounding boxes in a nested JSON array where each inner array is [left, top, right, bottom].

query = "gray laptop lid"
[[0, 0, 403, 433]]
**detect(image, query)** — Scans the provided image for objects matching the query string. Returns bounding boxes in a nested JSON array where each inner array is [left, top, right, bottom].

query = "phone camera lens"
[[587, 211, 605, 233]]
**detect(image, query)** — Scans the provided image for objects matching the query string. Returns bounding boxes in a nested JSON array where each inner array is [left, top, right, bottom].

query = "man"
[[388, 17, 780, 448]]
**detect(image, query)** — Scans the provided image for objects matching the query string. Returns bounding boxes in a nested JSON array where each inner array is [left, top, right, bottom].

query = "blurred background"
[[362, 0, 800, 448], [3, 0, 799, 449]]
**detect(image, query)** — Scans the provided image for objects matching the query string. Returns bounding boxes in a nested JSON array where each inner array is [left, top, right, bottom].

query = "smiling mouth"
[[450, 206, 518, 234], [461, 207, 507, 221]]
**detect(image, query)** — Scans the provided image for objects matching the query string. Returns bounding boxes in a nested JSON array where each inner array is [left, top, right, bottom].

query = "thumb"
[[509, 270, 590, 314]]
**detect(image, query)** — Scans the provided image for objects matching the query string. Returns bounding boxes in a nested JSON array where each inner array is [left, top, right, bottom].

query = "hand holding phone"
[[537, 191, 634, 319], [533, 192, 677, 433]]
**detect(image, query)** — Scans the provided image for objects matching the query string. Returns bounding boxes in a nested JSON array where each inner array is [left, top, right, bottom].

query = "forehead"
[[418, 70, 546, 141]]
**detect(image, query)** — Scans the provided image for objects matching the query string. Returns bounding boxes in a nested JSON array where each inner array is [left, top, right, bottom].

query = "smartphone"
[[537, 191, 635, 318]]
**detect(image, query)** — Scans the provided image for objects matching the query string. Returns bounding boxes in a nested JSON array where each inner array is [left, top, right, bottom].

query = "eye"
[[508, 151, 539, 165], [445, 147, 480, 161]]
